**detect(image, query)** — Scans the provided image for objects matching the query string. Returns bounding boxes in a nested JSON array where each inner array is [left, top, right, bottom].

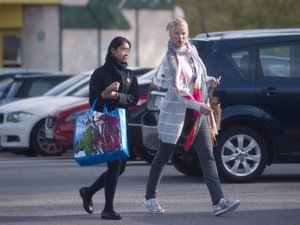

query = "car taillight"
[[137, 98, 147, 106]]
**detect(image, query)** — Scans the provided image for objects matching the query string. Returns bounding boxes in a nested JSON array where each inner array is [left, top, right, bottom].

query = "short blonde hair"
[[166, 18, 188, 33]]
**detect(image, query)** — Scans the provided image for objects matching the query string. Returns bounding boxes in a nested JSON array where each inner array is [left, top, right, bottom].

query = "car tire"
[[30, 120, 67, 156], [171, 153, 203, 176], [214, 126, 267, 183]]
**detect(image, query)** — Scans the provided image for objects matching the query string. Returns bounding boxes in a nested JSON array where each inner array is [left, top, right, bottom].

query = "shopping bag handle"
[[90, 97, 108, 114]]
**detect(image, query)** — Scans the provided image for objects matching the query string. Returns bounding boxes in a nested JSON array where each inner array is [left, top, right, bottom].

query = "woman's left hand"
[[200, 103, 213, 115], [209, 76, 221, 88], [101, 90, 119, 99], [106, 82, 120, 92]]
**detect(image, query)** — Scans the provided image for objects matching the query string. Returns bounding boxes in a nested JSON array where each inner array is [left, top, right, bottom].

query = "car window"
[[138, 68, 156, 82], [259, 45, 300, 78], [231, 51, 250, 75], [15, 79, 63, 97], [132, 68, 153, 77], [71, 85, 89, 97], [44, 72, 91, 96], [0, 78, 13, 99]]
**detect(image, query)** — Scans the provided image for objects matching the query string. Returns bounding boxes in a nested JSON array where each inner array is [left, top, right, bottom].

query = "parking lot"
[[1, 150, 300, 225]]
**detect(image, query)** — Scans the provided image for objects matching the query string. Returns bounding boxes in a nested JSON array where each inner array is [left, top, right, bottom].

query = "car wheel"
[[30, 120, 67, 156], [215, 126, 267, 183], [171, 153, 203, 176]]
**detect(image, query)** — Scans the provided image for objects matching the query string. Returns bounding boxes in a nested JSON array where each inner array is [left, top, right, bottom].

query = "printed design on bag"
[[74, 112, 122, 156], [94, 113, 121, 152]]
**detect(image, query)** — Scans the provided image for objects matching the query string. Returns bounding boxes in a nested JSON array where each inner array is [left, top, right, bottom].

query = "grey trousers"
[[145, 117, 224, 205]]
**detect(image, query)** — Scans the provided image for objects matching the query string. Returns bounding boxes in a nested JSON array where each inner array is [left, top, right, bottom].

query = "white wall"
[[100, 9, 136, 67], [19, 3, 174, 73], [137, 9, 172, 68], [22, 5, 60, 70], [62, 29, 98, 73], [61, 9, 173, 73], [61, 0, 88, 5]]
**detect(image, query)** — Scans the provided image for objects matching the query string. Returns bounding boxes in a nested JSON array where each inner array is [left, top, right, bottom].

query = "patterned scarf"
[[166, 40, 207, 151]]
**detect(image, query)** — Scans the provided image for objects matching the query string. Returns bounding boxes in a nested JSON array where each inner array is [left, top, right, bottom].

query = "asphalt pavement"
[[0, 150, 300, 225]]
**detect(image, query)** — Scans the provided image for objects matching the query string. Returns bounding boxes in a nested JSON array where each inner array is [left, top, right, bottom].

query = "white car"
[[0, 68, 153, 156], [43, 70, 92, 96], [0, 71, 92, 156]]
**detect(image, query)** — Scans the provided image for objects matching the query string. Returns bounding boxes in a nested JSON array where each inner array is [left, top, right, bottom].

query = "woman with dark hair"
[[79, 36, 139, 220]]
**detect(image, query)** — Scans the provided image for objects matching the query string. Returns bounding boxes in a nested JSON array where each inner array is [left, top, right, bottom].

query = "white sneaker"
[[144, 198, 165, 214], [213, 198, 240, 216]]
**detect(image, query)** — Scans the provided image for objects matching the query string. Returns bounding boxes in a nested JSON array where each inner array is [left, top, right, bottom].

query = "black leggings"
[[86, 158, 127, 212]]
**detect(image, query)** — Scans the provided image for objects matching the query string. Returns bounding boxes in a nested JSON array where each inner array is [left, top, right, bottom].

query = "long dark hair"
[[105, 36, 131, 63]]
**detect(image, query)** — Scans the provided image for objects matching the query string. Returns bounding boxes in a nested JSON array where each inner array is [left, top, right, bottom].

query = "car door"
[[255, 43, 300, 161]]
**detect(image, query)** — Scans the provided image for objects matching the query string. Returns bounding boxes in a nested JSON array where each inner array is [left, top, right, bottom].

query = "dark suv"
[[141, 29, 300, 183]]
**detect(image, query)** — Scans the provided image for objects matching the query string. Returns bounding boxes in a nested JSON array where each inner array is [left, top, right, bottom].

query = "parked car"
[[141, 29, 300, 182], [43, 67, 152, 98], [0, 68, 154, 157], [43, 71, 92, 97], [44, 69, 157, 160], [0, 71, 92, 156], [0, 73, 72, 105], [129, 67, 153, 78], [0, 68, 64, 99]]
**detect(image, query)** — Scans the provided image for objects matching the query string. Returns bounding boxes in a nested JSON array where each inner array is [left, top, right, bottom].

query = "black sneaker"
[[101, 210, 122, 220], [79, 187, 94, 214]]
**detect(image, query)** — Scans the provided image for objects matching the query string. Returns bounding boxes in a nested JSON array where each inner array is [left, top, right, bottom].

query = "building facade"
[[0, 0, 176, 73]]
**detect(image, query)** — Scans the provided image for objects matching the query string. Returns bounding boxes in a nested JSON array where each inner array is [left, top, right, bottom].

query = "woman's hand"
[[200, 103, 213, 115], [101, 82, 120, 99], [101, 90, 119, 99], [208, 76, 221, 89], [106, 82, 120, 92]]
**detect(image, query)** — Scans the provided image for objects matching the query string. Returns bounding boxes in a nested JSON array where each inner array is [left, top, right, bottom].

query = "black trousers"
[[86, 158, 127, 211]]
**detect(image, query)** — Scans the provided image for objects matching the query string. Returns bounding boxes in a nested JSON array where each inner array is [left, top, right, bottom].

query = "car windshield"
[[138, 68, 156, 83]]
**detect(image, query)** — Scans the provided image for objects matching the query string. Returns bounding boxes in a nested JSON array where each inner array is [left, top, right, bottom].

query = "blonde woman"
[[144, 18, 240, 216]]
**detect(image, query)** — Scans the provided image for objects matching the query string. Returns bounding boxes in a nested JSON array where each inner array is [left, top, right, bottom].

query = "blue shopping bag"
[[73, 102, 129, 166]]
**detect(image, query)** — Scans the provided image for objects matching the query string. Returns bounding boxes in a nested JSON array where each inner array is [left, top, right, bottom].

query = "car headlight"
[[6, 111, 33, 122], [148, 91, 166, 111], [66, 109, 89, 123]]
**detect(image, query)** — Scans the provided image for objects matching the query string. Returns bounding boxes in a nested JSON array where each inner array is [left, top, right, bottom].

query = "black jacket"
[[89, 61, 139, 113]]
